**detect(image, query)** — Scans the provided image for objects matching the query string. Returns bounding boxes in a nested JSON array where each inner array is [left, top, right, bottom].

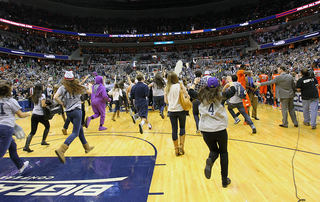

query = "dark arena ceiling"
[[47, 0, 225, 10]]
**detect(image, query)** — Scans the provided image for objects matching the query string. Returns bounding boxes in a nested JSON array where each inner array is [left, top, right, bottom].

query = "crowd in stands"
[[0, 32, 78, 55], [0, 0, 318, 59], [0, 0, 316, 35], [253, 16, 320, 44], [1, 39, 319, 101]]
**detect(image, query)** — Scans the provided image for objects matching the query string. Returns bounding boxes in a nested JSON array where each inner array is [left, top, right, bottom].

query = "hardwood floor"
[[6, 103, 320, 202]]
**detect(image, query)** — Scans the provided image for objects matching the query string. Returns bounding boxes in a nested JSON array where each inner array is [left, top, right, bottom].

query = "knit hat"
[[207, 77, 219, 88], [64, 71, 74, 81], [204, 71, 210, 76]]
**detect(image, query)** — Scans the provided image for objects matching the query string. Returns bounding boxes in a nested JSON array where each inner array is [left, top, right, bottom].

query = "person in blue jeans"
[[53, 71, 93, 164], [0, 80, 31, 173], [227, 75, 257, 134], [149, 73, 166, 119]]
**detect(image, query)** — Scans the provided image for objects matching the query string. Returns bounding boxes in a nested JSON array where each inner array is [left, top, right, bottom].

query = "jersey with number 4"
[[0, 97, 21, 128], [198, 100, 228, 132]]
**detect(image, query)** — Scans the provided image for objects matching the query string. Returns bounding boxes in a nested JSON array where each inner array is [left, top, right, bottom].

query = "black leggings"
[[202, 129, 229, 179], [30, 114, 50, 136], [169, 111, 186, 141]]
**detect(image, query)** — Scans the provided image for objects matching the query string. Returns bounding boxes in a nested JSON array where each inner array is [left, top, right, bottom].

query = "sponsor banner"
[[0, 47, 68, 60], [0, 156, 155, 202], [260, 31, 320, 49]]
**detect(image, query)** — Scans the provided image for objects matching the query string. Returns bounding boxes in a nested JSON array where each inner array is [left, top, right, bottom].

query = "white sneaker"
[[19, 161, 29, 174], [234, 118, 241, 125]]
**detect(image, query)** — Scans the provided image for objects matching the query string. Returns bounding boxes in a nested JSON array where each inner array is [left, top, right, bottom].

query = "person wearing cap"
[[189, 77, 236, 188], [54, 71, 93, 164]]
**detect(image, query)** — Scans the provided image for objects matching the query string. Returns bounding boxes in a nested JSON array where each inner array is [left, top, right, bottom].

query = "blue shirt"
[[130, 82, 149, 104]]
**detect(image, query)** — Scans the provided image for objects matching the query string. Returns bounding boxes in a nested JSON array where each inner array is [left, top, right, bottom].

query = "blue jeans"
[[64, 118, 71, 130], [64, 108, 87, 146], [192, 100, 201, 130], [228, 102, 253, 125], [302, 99, 318, 127], [154, 96, 165, 113], [0, 125, 24, 169]]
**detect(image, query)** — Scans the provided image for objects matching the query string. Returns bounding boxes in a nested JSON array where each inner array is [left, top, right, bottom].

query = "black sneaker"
[[139, 123, 143, 134], [222, 178, 231, 188], [131, 115, 136, 124], [160, 112, 165, 119], [204, 158, 213, 179]]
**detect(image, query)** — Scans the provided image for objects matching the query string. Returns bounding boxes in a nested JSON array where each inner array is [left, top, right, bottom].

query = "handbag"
[[179, 85, 192, 111], [43, 99, 63, 120], [13, 123, 26, 140]]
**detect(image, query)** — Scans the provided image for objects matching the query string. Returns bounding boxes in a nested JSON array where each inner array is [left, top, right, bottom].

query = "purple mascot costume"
[[85, 74, 111, 131]]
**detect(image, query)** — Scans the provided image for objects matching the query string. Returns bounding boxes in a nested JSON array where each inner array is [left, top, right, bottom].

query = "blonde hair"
[[61, 78, 86, 95], [164, 71, 179, 94]]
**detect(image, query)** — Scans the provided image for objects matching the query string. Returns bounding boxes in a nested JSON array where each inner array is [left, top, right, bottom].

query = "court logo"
[[0, 156, 155, 202], [0, 176, 127, 196]]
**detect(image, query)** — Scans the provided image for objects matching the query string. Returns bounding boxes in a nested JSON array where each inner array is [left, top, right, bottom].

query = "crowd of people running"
[[1, 49, 319, 188]]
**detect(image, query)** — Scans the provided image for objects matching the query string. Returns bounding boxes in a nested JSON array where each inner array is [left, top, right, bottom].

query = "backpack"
[[236, 83, 247, 99]]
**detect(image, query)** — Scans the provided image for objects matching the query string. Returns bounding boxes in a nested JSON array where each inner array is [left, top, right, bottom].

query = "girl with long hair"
[[189, 77, 236, 188], [23, 83, 50, 152], [53, 71, 93, 164], [108, 83, 122, 121], [164, 71, 189, 156], [149, 73, 166, 119], [0, 80, 30, 173]]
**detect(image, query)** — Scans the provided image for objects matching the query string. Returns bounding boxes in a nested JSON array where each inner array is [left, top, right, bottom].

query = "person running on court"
[[23, 83, 50, 152], [54, 71, 94, 164], [188, 77, 236, 188], [0, 80, 31, 173], [130, 74, 152, 134], [85, 74, 111, 130], [148, 73, 166, 119]]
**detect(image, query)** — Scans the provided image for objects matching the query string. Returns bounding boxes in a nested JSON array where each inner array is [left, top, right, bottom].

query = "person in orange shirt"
[[259, 70, 269, 104], [237, 64, 252, 124], [237, 64, 252, 108], [271, 69, 280, 108]]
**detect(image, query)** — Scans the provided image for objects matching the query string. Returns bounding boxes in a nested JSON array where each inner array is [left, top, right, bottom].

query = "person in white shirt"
[[148, 73, 166, 119], [0, 80, 31, 174], [108, 83, 123, 121], [23, 83, 50, 152], [164, 71, 189, 156]]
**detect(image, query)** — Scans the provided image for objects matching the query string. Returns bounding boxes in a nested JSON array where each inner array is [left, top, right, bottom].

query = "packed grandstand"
[[0, 0, 320, 100]]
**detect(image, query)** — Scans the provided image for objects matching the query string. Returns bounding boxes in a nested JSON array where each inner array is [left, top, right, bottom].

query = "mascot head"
[[95, 76, 103, 84]]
